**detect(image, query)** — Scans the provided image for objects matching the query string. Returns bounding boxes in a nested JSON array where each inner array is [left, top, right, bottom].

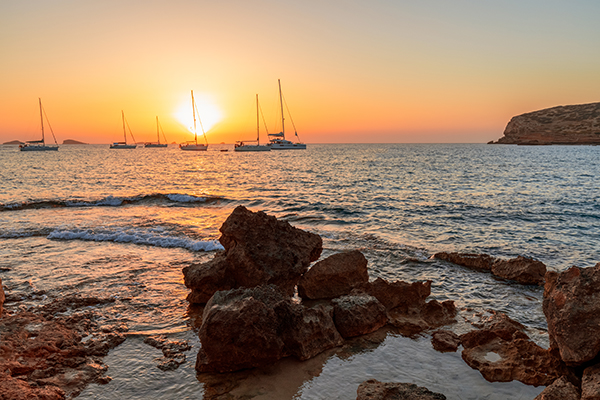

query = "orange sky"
[[1, 1, 600, 144]]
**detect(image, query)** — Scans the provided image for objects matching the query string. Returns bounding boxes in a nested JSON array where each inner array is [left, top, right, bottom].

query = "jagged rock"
[[143, 335, 192, 371], [196, 285, 342, 373], [433, 252, 495, 271], [358, 278, 431, 311], [332, 292, 388, 338], [0, 278, 4, 316], [433, 252, 546, 285], [543, 263, 600, 366], [183, 206, 323, 303], [356, 379, 447, 400], [431, 330, 461, 352], [582, 363, 600, 400], [183, 253, 233, 305], [298, 250, 368, 299], [494, 102, 600, 145], [460, 312, 569, 386], [534, 376, 580, 400], [0, 371, 65, 400], [280, 303, 344, 361], [491, 256, 546, 285]]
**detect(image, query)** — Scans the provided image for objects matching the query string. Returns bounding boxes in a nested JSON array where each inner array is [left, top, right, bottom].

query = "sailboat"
[[110, 111, 137, 149], [19, 98, 59, 151], [144, 116, 168, 148], [234, 94, 271, 152], [267, 79, 306, 150], [180, 90, 208, 151]]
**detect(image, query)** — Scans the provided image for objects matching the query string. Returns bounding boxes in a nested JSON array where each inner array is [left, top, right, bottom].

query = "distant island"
[[3, 140, 24, 145], [490, 102, 600, 145], [62, 139, 87, 144]]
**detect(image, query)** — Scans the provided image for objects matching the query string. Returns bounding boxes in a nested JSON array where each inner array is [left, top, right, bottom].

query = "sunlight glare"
[[174, 93, 223, 135]]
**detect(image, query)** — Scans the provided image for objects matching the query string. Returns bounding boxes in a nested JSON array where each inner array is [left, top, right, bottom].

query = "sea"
[[2, 143, 600, 400]]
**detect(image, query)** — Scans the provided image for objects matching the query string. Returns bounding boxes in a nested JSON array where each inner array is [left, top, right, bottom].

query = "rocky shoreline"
[[2, 206, 600, 399]]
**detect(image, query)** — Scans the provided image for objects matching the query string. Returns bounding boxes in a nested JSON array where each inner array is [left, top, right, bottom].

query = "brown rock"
[[183, 253, 233, 305], [432, 252, 495, 271], [358, 278, 431, 311], [298, 250, 368, 299], [543, 263, 600, 366], [332, 293, 388, 338], [0, 371, 65, 400], [431, 330, 461, 352], [460, 312, 569, 387], [183, 206, 323, 303], [495, 102, 600, 145], [582, 363, 600, 400], [280, 303, 344, 361], [196, 285, 343, 373], [534, 376, 580, 400], [0, 278, 4, 317], [491, 256, 546, 285], [356, 379, 447, 400]]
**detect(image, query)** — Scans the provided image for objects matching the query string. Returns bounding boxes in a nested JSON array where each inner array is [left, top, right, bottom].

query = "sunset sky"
[[1, 0, 599, 144]]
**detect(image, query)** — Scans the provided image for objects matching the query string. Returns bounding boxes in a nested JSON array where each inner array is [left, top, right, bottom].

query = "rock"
[[332, 292, 388, 338], [298, 250, 368, 299], [432, 252, 495, 271], [183, 206, 323, 303], [491, 256, 546, 285], [543, 263, 600, 366], [0, 278, 4, 316], [0, 371, 65, 400], [582, 363, 600, 400], [196, 285, 342, 373], [431, 330, 461, 352], [534, 376, 580, 400], [358, 277, 431, 311], [433, 252, 546, 285], [279, 303, 344, 361], [143, 335, 192, 371], [460, 312, 569, 386], [494, 102, 600, 145], [183, 253, 233, 305], [356, 379, 447, 400]]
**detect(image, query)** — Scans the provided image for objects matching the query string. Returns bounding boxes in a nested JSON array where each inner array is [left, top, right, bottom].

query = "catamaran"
[[144, 116, 168, 148], [180, 90, 208, 151], [234, 94, 271, 152], [19, 98, 59, 151], [267, 79, 306, 150], [110, 111, 137, 149]]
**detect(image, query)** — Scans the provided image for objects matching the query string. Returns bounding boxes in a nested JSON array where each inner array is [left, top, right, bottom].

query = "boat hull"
[[180, 144, 208, 151], [144, 143, 168, 148], [268, 143, 306, 150], [19, 145, 58, 151], [234, 145, 271, 152], [110, 144, 137, 149]]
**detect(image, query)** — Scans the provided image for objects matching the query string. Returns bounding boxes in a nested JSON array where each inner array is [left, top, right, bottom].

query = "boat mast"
[[278, 79, 285, 139], [156, 116, 160, 144], [191, 90, 197, 145], [256, 94, 260, 144], [121, 110, 127, 143], [39, 98, 45, 144]]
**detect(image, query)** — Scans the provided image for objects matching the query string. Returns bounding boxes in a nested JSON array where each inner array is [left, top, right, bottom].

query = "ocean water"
[[2, 143, 599, 399]]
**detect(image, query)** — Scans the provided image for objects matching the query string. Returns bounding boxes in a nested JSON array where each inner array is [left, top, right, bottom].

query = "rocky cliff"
[[492, 102, 600, 145]]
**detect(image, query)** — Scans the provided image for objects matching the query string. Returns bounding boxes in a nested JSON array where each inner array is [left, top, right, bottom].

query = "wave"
[[0, 193, 223, 212], [47, 228, 224, 252]]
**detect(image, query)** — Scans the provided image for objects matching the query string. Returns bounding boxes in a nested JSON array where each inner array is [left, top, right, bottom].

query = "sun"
[[174, 92, 223, 135]]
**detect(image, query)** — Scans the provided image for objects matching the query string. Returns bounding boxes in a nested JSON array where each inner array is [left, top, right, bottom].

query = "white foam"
[[47, 228, 224, 252], [166, 194, 207, 203]]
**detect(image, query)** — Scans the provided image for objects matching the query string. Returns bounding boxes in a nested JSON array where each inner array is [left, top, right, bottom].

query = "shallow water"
[[2, 143, 598, 399]]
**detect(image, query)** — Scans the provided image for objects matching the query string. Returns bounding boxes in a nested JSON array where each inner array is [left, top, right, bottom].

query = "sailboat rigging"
[[180, 90, 208, 151], [267, 79, 306, 150], [234, 94, 271, 152], [19, 98, 59, 151], [110, 111, 137, 149], [144, 116, 168, 148]]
